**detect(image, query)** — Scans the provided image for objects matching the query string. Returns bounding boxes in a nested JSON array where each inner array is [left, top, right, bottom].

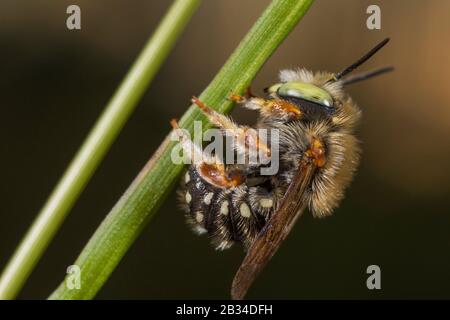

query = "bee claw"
[[170, 118, 179, 129]]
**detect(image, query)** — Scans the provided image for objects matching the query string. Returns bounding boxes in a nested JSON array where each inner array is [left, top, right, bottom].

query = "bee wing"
[[231, 160, 317, 300]]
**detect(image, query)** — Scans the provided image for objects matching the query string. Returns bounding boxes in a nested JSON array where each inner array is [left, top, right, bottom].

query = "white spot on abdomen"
[[204, 192, 213, 205], [239, 202, 251, 218], [260, 198, 273, 208], [185, 191, 192, 204], [220, 201, 229, 216], [195, 212, 204, 223], [185, 171, 190, 183]]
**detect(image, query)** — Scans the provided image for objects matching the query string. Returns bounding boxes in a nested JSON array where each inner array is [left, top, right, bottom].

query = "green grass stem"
[[0, 0, 201, 299]]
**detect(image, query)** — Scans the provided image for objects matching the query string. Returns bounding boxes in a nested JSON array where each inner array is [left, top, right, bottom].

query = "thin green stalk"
[[0, 0, 201, 300], [49, 0, 314, 300]]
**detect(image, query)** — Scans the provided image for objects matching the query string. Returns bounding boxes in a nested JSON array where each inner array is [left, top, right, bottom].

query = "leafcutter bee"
[[171, 38, 392, 299]]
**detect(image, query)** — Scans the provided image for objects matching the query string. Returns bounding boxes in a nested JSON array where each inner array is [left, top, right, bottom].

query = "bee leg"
[[170, 118, 207, 164], [229, 93, 264, 109], [230, 94, 301, 121], [305, 137, 326, 167], [191, 96, 271, 160], [245, 86, 255, 98], [197, 162, 245, 189], [191, 96, 237, 130], [171, 118, 245, 189], [229, 87, 255, 103]]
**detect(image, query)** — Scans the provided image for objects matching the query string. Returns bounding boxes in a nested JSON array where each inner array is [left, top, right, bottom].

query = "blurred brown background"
[[1, 0, 449, 299]]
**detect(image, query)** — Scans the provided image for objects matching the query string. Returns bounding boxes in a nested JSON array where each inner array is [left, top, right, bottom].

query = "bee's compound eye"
[[266, 83, 282, 94], [277, 82, 334, 109]]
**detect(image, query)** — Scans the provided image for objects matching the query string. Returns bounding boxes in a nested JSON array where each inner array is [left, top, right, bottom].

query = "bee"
[[171, 38, 392, 299]]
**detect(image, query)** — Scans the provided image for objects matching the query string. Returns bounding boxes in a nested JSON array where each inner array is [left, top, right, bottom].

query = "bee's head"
[[265, 38, 393, 120]]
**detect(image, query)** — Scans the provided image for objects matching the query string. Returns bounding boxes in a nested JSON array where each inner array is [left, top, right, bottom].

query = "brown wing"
[[231, 160, 316, 300]]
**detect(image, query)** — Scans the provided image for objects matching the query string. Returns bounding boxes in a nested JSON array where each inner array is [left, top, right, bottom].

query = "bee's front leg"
[[191, 96, 271, 161], [230, 93, 301, 122], [171, 118, 245, 189]]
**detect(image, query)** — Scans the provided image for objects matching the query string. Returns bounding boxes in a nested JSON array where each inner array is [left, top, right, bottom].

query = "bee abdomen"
[[179, 166, 276, 250]]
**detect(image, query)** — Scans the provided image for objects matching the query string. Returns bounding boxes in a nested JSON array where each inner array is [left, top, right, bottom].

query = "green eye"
[[268, 81, 333, 108]]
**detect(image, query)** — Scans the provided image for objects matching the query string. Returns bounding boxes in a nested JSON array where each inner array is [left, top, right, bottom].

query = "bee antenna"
[[341, 66, 394, 86], [332, 38, 390, 81]]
